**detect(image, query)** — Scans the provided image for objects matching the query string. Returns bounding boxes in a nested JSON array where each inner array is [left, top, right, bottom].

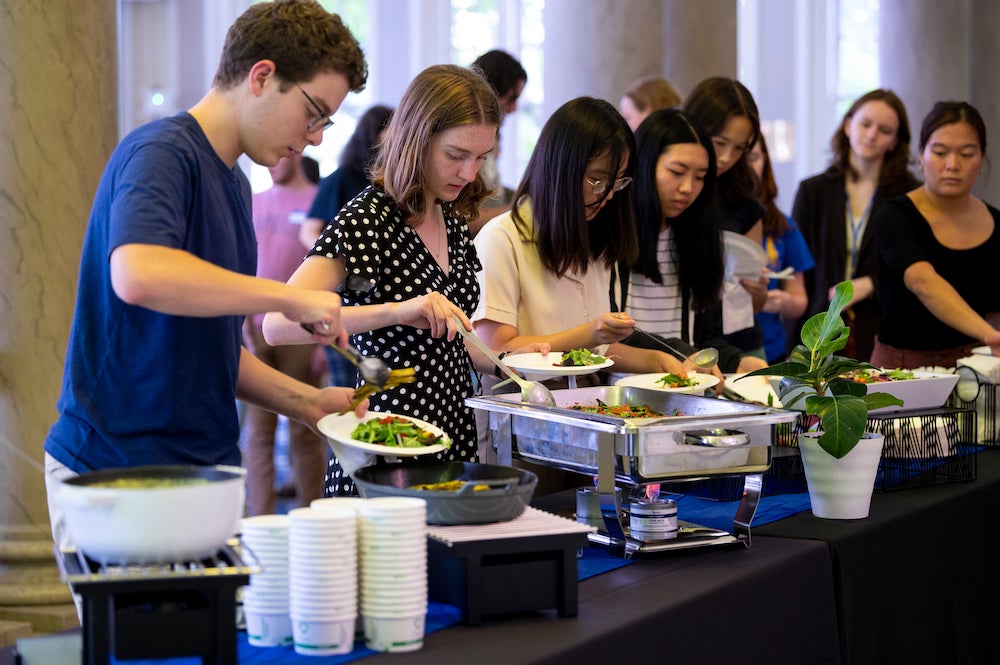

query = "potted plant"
[[740, 280, 903, 518]]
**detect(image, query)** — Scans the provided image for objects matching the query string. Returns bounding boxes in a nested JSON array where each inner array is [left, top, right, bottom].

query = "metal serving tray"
[[467, 386, 797, 485]]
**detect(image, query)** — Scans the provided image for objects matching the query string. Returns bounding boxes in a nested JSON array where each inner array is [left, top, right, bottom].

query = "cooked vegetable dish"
[[556, 348, 607, 366], [87, 478, 212, 489], [351, 415, 450, 448], [568, 399, 669, 418], [842, 368, 915, 383], [408, 480, 490, 491]]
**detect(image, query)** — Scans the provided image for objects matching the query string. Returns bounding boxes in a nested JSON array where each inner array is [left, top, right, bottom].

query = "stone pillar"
[[542, 0, 737, 117], [969, 0, 1000, 205], [880, 0, 1000, 204], [0, 1, 118, 534], [542, 0, 664, 116], [662, 0, 738, 98]]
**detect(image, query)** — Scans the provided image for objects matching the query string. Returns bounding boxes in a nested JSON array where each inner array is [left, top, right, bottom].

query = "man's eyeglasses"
[[586, 176, 633, 196], [295, 82, 335, 132]]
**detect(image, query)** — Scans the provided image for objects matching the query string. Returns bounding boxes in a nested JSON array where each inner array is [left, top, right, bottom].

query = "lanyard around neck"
[[846, 192, 874, 277]]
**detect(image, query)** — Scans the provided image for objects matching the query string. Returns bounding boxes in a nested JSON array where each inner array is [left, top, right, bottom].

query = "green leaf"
[[805, 393, 868, 458]]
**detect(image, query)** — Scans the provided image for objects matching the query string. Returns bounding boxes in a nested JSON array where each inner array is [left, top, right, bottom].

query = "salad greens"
[[558, 348, 607, 366], [351, 415, 450, 448], [654, 373, 697, 389]]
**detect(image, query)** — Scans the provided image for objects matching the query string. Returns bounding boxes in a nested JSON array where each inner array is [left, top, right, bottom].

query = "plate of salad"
[[502, 349, 614, 377], [317, 411, 451, 457], [614, 372, 720, 395]]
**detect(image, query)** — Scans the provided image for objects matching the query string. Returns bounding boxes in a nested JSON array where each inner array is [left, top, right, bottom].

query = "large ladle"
[[630, 326, 719, 369], [454, 317, 557, 407]]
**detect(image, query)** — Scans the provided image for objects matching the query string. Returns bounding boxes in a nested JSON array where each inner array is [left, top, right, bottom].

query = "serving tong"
[[301, 323, 417, 412]]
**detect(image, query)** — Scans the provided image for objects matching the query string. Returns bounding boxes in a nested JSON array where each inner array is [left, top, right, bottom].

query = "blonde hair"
[[623, 76, 682, 113]]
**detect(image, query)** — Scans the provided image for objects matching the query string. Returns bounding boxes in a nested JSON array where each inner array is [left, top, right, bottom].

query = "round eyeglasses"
[[586, 176, 633, 196]]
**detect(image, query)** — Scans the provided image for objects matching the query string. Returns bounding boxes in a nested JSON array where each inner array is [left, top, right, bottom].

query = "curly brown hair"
[[212, 0, 367, 93]]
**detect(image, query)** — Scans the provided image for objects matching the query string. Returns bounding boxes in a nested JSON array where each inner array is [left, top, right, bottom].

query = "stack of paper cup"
[[287, 507, 358, 656], [240, 515, 293, 647], [357, 497, 428, 653]]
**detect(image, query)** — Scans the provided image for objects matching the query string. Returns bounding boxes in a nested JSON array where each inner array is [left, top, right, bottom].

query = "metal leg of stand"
[[732, 473, 763, 548]]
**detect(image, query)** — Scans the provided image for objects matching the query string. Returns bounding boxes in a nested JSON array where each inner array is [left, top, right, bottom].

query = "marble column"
[[878, 0, 1000, 204], [0, 0, 118, 534], [662, 0, 738, 98], [543, 0, 664, 116], [542, 0, 737, 117]]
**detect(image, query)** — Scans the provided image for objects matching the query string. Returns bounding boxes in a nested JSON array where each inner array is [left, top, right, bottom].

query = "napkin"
[[957, 354, 1000, 384]]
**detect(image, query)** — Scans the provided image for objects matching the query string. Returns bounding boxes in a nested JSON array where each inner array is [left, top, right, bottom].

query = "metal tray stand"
[[467, 386, 798, 557]]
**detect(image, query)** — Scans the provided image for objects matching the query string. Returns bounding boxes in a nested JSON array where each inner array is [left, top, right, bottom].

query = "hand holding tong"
[[301, 323, 417, 412]]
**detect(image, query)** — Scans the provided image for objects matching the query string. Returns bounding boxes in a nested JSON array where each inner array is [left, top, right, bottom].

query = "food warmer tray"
[[467, 386, 798, 555]]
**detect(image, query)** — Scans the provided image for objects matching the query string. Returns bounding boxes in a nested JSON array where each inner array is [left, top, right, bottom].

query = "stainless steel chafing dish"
[[467, 386, 798, 556]]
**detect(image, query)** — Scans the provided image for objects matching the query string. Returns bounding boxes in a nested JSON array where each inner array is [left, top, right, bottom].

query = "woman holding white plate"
[[872, 101, 1000, 369]]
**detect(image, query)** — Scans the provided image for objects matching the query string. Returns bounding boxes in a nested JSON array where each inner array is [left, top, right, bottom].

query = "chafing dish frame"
[[467, 386, 798, 556]]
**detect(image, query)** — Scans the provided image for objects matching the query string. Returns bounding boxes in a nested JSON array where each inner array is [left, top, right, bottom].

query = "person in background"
[[682, 77, 769, 359], [300, 104, 394, 251], [243, 152, 325, 516], [468, 49, 528, 234], [264, 65, 524, 496], [792, 89, 919, 361], [619, 75, 682, 132], [626, 108, 762, 376], [872, 101, 1000, 369], [301, 104, 394, 388], [43, 0, 368, 543], [473, 97, 701, 489], [747, 135, 812, 364]]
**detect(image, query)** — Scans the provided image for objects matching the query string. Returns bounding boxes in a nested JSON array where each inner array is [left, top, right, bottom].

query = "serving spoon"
[[629, 326, 719, 369], [454, 317, 557, 407]]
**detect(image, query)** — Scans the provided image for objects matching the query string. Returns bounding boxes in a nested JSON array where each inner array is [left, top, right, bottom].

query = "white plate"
[[317, 412, 450, 457], [614, 372, 720, 395], [725, 373, 781, 405], [973, 346, 992, 356], [723, 231, 767, 279], [502, 352, 614, 378], [764, 370, 959, 414]]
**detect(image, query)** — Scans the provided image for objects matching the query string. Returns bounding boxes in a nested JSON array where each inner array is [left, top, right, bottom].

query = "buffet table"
[[8, 450, 1000, 665], [755, 447, 1000, 665]]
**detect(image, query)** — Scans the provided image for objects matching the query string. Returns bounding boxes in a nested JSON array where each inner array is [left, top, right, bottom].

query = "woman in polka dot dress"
[[264, 64, 504, 495]]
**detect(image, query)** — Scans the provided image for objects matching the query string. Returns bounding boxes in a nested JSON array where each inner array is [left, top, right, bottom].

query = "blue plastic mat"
[[577, 491, 813, 580], [112, 602, 462, 665]]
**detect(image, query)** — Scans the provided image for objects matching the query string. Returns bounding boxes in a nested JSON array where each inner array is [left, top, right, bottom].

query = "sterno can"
[[629, 498, 678, 541]]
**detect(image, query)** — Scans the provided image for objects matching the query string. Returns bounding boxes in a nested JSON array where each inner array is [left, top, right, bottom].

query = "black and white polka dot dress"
[[308, 186, 482, 496]]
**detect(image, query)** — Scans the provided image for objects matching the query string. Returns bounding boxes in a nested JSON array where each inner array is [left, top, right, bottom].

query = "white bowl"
[[292, 616, 356, 656], [245, 609, 293, 647], [363, 613, 426, 652]]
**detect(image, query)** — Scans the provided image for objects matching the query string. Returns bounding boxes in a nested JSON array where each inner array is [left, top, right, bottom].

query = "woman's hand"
[[739, 275, 769, 313], [736, 355, 769, 373], [598, 312, 637, 345], [762, 288, 789, 314], [393, 291, 470, 340]]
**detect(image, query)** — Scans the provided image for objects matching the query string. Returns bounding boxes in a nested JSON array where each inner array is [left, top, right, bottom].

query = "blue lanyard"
[[847, 194, 874, 277]]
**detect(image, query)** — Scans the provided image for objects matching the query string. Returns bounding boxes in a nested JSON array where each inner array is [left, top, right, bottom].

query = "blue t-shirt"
[[756, 216, 815, 363], [45, 113, 256, 473]]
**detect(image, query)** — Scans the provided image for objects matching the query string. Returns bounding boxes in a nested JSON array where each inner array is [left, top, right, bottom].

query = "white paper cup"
[[363, 613, 425, 652], [292, 616, 356, 656], [245, 608, 293, 647]]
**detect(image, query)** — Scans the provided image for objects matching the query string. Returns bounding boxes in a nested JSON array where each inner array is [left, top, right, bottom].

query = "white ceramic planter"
[[798, 432, 884, 520]]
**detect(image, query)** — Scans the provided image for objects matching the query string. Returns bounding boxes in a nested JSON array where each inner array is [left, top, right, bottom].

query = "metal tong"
[[301, 323, 417, 413]]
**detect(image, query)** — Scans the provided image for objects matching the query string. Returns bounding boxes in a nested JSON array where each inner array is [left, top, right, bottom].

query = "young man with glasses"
[[44, 1, 368, 547]]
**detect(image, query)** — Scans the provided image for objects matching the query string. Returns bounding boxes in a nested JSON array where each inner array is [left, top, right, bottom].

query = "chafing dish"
[[467, 386, 798, 556]]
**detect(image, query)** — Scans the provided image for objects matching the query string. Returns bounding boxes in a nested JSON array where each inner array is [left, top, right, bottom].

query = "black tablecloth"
[[364, 535, 840, 665], [756, 448, 1000, 665]]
